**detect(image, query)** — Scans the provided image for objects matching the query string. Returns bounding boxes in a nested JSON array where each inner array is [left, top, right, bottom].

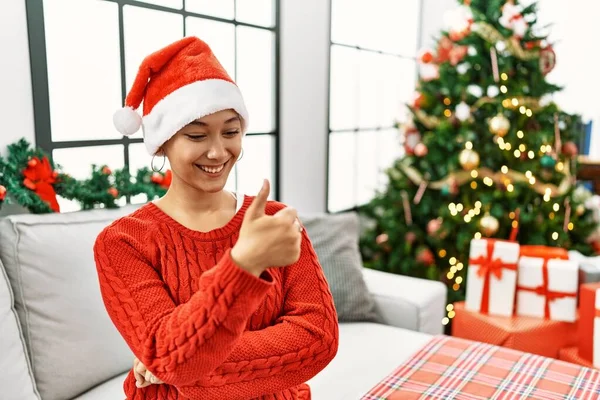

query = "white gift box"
[[594, 288, 600, 368], [516, 256, 578, 322], [465, 239, 519, 317]]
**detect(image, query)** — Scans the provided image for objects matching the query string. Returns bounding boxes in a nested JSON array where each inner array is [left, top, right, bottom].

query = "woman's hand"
[[133, 357, 164, 388], [231, 179, 303, 276]]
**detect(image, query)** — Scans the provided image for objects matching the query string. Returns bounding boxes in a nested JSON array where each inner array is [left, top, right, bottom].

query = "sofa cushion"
[[301, 212, 380, 322], [0, 258, 40, 400], [0, 206, 140, 400], [307, 322, 432, 399], [72, 371, 128, 400]]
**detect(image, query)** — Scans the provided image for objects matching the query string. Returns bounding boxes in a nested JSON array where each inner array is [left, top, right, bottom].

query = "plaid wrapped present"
[[362, 335, 600, 400]]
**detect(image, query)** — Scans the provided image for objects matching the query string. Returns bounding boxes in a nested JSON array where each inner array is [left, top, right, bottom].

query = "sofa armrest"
[[362, 268, 447, 335]]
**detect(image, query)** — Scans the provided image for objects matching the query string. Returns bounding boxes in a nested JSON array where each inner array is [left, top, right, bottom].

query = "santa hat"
[[113, 36, 249, 155]]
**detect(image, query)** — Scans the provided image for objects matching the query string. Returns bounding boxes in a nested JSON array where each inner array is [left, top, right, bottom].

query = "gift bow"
[[469, 240, 518, 314], [517, 258, 576, 319]]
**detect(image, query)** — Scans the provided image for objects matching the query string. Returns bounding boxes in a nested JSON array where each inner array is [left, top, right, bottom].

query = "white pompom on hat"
[[113, 36, 249, 155]]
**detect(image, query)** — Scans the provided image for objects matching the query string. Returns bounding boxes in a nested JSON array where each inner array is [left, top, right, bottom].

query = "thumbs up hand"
[[231, 180, 302, 277]]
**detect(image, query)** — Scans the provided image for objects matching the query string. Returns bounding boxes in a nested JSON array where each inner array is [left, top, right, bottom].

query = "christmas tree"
[[359, 0, 599, 309]]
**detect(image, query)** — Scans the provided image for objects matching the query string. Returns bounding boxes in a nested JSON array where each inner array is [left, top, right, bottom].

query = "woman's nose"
[[206, 139, 227, 159]]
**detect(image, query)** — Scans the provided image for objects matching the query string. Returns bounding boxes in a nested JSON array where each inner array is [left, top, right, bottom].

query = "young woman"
[[94, 36, 338, 400]]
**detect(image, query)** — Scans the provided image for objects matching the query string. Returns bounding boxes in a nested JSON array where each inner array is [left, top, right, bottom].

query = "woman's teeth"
[[199, 164, 224, 174]]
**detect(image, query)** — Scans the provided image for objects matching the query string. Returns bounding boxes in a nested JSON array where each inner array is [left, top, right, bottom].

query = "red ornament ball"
[[107, 187, 119, 198], [414, 143, 428, 157], [419, 50, 434, 64], [427, 218, 443, 235], [0, 185, 6, 201], [562, 141, 578, 157], [376, 233, 389, 245], [102, 166, 112, 175], [540, 46, 556, 75], [412, 92, 425, 109], [405, 232, 417, 244], [416, 248, 435, 266]]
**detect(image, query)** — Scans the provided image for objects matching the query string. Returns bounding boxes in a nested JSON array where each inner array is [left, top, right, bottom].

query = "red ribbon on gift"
[[469, 240, 518, 314], [516, 258, 577, 319]]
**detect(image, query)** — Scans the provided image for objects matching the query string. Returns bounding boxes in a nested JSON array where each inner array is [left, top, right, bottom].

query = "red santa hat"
[[113, 36, 249, 155]]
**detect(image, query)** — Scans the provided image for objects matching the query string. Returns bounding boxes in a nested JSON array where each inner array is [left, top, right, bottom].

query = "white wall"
[[279, 0, 330, 212], [535, 0, 600, 157], [0, 0, 35, 156]]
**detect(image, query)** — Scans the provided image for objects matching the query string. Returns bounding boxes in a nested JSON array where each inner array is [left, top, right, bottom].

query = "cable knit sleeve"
[[178, 218, 339, 399], [93, 223, 274, 387]]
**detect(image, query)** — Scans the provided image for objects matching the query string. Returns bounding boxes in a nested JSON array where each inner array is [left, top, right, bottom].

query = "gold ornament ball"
[[577, 204, 586, 216], [489, 114, 510, 137], [459, 149, 480, 170], [480, 213, 500, 237]]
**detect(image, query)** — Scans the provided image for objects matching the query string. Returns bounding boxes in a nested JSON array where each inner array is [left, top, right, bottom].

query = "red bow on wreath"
[[22, 156, 60, 212]]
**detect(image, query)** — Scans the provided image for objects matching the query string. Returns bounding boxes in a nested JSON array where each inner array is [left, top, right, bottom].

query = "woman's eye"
[[186, 134, 206, 140], [224, 130, 240, 137]]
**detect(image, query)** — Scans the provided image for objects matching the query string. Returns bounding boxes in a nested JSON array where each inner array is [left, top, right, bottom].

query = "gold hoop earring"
[[151, 153, 166, 172], [237, 148, 244, 162]]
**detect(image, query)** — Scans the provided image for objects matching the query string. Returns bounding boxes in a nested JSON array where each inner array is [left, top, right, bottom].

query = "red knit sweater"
[[93, 196, 339, 400]]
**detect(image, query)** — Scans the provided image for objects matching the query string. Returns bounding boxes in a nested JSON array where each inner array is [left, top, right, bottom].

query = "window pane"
[[236, 135, 275, 199], [354, 1, 381, 52], [396, 58, 418, 125], [329, 45, 359, 131], [332, 0, 420, 55], [43, 0, 121, 142], [123, 6, 183, 138], [356, 130, 379, 205], [186, 17, 235, 78], [53, 145, 124, 180], [186, 0, 234, 19], [358, 51, 380, 129], [235, 0, 274, 27], [377, 128, 402, 190], [328, 132, 356, 212], [376, 0, 420, 55], [380, 56, 416, 127], [236, 27, 275, 133], [133, 0, 183, 9], [331, 0, 359, 46]]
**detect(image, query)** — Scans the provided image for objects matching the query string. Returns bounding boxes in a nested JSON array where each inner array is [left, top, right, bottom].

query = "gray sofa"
[[0, 206, 446, 400]]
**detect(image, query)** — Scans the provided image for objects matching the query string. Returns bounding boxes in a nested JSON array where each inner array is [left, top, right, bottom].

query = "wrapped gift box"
[[465, 239, 519, 317], [516, 246, 578, 322], [578, 283, 600, 365], [569, 250, 600, 284], [452, 301, 577, 358], [558, 346, 595, 369]]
